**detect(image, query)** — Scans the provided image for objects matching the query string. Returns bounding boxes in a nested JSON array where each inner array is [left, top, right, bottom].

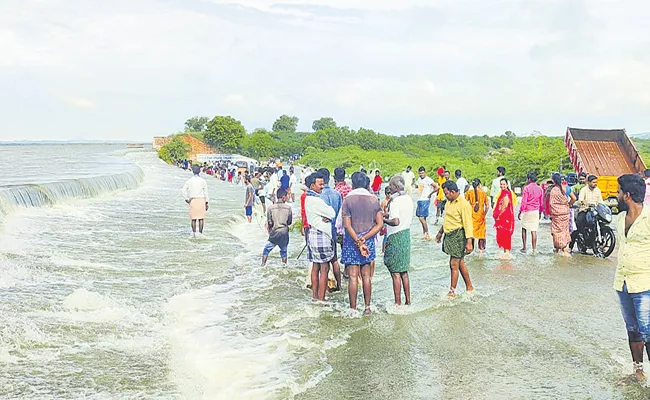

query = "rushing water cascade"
[[0, 168, 144, 223]]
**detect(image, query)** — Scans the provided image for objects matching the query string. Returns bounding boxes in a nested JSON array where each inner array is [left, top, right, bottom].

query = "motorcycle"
[[571, 203, 616, 258]]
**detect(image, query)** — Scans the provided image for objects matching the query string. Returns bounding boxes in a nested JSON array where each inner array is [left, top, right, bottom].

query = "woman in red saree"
[[493, 179, 515, 260]]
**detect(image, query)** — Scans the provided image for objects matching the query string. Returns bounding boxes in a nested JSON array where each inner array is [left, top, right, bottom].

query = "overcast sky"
[[1, 0, 649, 141]]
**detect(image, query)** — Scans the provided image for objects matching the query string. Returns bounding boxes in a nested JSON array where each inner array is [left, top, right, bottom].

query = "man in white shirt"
[[415, 166, 439, 241], [289, 168, 297, 202], [575, 175, 604, 232], [267, 168, 279, 203], [182, 165, 209, 238], [490, 166, 506, 208], [304, 172, 336, 301], [383, 175, 414, 306], [401, 165, 415, 196], [455, 169, 469, 196]]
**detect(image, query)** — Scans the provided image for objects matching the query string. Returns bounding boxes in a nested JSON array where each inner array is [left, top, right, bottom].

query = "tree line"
[[159, 114, 649, 187]]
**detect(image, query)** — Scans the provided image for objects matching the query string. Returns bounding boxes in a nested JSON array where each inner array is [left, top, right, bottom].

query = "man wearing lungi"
[[436, 181, 475, 297], [182, 165, 209, 238], [304, 173, 336, 301]]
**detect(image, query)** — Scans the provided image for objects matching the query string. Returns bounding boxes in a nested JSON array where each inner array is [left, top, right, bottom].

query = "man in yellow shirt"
[[434, 170, 448, 225], [614, 174, 650, 384], [435, 181, 475, 297]]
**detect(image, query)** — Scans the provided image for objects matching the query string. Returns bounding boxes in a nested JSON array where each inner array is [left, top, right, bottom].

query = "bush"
[[158, 136, 190, 163]]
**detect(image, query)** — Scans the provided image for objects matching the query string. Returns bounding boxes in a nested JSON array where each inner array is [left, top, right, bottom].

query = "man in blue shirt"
[[318, 168, 343, 292], [280, 170, 290, 190]]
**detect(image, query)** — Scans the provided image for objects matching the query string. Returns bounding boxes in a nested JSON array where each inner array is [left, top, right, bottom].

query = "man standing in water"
[[383, 175, 413, 306], [253, 171, 267, 214], [305, 173, 336, 301], [262, 189, 292, 266], [341, 172, 384, 315], [490, 166, 506, 208], [318, 168, 343, 292], [518, 173, 543, 254], [436, 181, 474, 297], [244, 177, 255, 223], [434, 169, 448, 225], [301, 174, 314, 289], [334, 168, 352, 200], [613, 174, 650, 384], [401, 166, 415, 196], [182, 165, 209, 238], [416, 167, 438, 240], [454, 169, 468, 196]]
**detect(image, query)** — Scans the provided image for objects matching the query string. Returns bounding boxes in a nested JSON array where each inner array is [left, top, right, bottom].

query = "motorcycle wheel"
[[573, 232, 589, 254], [592, 226, 616, 258]]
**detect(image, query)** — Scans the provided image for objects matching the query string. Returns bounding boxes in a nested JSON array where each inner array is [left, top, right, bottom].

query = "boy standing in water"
[[262, 189, 292, 266], [182, 165, 209, 238], [244, 177, 255, 223]]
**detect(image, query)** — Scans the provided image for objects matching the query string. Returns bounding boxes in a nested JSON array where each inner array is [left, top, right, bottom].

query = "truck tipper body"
[[565, 127, 646, 204]]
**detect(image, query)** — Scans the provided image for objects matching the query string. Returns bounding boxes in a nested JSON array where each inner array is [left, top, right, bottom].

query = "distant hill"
[[631, 132, 650, 139]]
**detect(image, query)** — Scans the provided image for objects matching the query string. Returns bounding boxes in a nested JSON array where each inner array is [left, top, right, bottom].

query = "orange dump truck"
[[565, 127, 647, 207]]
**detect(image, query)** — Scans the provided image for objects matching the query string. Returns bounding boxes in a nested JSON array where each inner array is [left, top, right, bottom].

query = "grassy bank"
[[300, 136, 573, 187]]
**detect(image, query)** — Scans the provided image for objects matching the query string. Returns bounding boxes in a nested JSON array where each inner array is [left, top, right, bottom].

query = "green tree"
[[184, 116, 209, 132], [272, 115, 299, 133], [312, 117, 337, 131], [241, 128, 274, 159], [204, 116, 246, 152], [158, 136, 190, 163]]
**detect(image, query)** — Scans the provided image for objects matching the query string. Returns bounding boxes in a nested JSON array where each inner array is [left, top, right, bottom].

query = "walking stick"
[[296, 244, 307, 260]]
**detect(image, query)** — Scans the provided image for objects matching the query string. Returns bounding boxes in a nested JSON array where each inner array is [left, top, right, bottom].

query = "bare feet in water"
[[363, 307, 372, 316], [617, 369, 647, 386]]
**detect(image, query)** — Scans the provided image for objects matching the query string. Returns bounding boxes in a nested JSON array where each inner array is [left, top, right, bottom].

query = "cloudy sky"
[[1, 0, 649, 141]]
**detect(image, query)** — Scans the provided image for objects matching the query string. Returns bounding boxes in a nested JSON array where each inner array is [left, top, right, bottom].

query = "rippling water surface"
[[0, 145, 648, 399]]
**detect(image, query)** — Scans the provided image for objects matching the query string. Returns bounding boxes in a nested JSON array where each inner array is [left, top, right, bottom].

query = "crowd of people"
[[176, 157, 650, 383]]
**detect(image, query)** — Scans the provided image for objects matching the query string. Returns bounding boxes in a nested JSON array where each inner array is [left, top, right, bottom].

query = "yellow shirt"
[[443, 195, 474, 237], [613, 207, 650, 293], [437, 176, 447, 201]]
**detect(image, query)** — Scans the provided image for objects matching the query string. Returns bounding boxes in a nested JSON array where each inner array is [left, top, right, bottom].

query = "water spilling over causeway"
[[0, 168, 144, 223], [0, 144, 645, 399]]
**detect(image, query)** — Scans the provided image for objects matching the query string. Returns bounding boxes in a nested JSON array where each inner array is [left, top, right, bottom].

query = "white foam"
[[36, 288, 155, 325], [62, 288, 119, 311], [0, 257, 39, 288], [165, 282, 337, 399]]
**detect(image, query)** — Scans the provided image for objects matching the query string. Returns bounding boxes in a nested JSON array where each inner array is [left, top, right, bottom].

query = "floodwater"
[[0, 144, 647, 399]]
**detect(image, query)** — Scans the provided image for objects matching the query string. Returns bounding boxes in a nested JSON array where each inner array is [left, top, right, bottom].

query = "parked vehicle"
[[565, 127, 647, 212], [570, 203, 616, 258]]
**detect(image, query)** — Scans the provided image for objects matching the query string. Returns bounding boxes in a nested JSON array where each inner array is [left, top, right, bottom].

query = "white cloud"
[[60, 96, 97, 110], [1, 0, 650, 140]]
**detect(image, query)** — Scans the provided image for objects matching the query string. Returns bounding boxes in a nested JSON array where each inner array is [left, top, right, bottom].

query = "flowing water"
[[0, 144, 647, 399]]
